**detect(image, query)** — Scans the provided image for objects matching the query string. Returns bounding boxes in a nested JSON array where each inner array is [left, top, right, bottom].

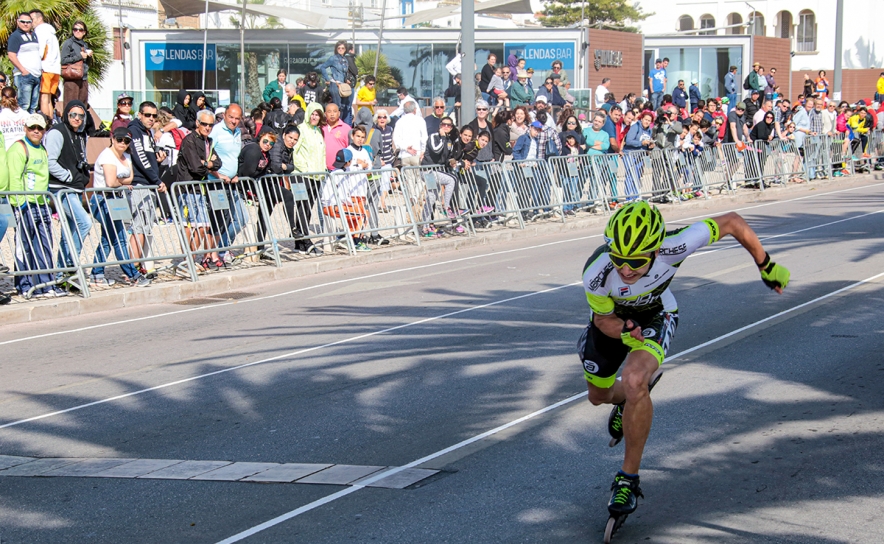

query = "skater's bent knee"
[[587, 384, 614, 406]]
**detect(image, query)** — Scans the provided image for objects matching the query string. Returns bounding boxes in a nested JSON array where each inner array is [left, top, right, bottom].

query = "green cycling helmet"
[[604, 201, 665, 256]]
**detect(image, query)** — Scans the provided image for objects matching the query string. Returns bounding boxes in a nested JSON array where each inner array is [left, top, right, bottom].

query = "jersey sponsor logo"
[[659, 243, 688, 256], [588, 264, 612, 290], [617, 292, 658, 307], [618, 286, 630, 296], [582, 359, 600, 374], [642, 328, 655, 338]]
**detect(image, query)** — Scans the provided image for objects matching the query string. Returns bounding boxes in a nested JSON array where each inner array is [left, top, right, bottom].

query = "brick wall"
[[752, 36, 791, 96], [790, 69, 882, 104], [586, 29, 643, 101]]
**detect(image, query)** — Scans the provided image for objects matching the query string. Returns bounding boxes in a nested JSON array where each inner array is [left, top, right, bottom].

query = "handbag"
[[338, 83, 352, 98], [61, 60, 84, 80]]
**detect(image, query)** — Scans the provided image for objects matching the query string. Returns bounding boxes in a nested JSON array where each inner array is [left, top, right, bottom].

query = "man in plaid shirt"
[[803, 98, 823, 179]]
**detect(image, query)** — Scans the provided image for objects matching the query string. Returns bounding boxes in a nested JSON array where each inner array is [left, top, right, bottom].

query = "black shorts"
[[577, 311, 678, 388]]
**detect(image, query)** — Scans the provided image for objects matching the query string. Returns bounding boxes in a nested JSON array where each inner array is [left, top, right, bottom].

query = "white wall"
[[637, 0, 882, 71]]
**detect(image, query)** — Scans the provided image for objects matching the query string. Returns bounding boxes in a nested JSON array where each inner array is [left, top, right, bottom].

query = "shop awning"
[[158, 0, 329, 29], [402, 0, 534, 27]]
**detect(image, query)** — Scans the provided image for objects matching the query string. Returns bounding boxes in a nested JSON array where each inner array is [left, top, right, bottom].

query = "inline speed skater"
[[578, 202, 790, 541]]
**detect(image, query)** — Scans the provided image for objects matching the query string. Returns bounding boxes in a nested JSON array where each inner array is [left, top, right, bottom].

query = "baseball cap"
[[24, 113, 46, 129], [736, 101, 746, 110], [691, 79, 698, 84], [535, 95, 548, 103], [117, 92, 133, 103], [333, 148, 353, 168], [215, 107, 227, 115], [112, 127, 132, 140], [530, 121, 543, 129]]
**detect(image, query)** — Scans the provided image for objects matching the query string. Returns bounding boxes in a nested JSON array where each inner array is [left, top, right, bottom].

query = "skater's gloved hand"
[[757, 252, 790, 294], [620, 319, 644, 349]]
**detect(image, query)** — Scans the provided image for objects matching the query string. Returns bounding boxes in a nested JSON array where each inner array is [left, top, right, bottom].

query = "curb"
[[1, 175, 878, 326]]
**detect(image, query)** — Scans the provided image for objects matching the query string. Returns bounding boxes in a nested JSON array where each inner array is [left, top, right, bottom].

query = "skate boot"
[[608, 472, 643, 516], [608, 402, 625, 444], [607, 368, 664, 447]]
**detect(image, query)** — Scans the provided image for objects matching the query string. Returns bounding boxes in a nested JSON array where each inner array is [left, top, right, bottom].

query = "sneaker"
[[479, 205, 494, 213], [355, 242, 371, 252], [144, 268, 158, 280], [303, 242, 324, 256], [133, 276, 152, 288], [42, 288, 68, 299], [454, 225, 465, 233], [0, 292, 10, 305], [222, 251, 235, 264], [0, 264, 9, 274], [422, 229, 436, 238], [564, 209, 576, 216], [447, 209, 457, 219], [91, 275, 116, 287], [608, 473, 643, 516]]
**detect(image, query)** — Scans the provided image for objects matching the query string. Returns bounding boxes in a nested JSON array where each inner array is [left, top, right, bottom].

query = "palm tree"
[[355, 50, 398, 92], [0, 0, 111, 86]]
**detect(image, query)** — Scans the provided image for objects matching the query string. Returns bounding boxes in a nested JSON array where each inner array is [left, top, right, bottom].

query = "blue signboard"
[[144, 43, 216, 71], [504, 42, 576, 73]]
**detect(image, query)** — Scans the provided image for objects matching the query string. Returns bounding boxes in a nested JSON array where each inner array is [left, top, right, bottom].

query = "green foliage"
[[354, 50, 399, 92], [540, 0, 650, 32], [0, 0, 111, 86]]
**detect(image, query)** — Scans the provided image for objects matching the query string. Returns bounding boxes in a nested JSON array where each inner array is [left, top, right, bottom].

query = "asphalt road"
[[1, 180, 884, 544]]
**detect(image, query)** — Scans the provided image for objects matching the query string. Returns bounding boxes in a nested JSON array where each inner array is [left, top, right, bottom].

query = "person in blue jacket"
[[318, 40, 349, 111], [689, 79, 701, 113]]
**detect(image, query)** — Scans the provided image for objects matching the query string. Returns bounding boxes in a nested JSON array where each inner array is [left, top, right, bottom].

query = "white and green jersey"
[[582, 219, 720, 320]]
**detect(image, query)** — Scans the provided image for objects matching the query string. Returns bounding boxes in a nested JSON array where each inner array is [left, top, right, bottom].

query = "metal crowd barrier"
[[325, 166, 422, 250], [547, 154, 608, 214], [66, 186, 199, 283], [169, 179, 272, 270], [5, 132, 882, 303], [0, 190, 90, 298], [499, 159, 565, 224], [399, 164, 476, 235]]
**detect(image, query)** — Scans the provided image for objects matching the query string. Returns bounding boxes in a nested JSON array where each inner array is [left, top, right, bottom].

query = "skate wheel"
[[604, 516, 616, 543], [609, 437, 621, 448]]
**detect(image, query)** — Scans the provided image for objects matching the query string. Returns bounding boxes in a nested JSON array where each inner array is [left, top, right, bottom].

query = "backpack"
[[170, 127, 190, 150], [743, 74, 752, 90]]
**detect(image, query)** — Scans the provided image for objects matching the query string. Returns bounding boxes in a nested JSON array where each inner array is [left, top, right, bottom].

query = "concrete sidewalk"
[[1, 176, 877, 326]]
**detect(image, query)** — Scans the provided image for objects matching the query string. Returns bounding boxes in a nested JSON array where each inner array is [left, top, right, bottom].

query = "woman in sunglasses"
[[579, 201, 789, 520], [89, 127, 151, 287], [111, 93, 134, 132]]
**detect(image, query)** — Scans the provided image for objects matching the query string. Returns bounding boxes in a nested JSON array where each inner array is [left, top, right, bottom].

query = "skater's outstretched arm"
[[710, 212, 790, 293]]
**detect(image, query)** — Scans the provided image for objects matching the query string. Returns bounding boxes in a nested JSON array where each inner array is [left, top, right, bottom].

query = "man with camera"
[[46, 100, 94, 282]]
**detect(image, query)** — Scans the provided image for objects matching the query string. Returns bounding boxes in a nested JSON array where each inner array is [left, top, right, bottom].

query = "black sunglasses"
[[119, 101, 132, 106], [141, 112, 157, 118], [0, 78, 6, 83], [198, 120, 213, 127], [115, 136, 132, 144]]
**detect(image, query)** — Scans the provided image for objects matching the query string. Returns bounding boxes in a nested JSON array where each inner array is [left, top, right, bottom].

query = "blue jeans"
[[0, 197, 8, 246], [218, 189, 249, 248], [328, 82, 342, 108], [89, 194, 140, 279], [651, 92, 663, 110], [623, 153, 643, 196], [14, 73, 40, 113], [13, 202, 54, 294], [52, 189, 93, 270], [726, 93, 737, 111]]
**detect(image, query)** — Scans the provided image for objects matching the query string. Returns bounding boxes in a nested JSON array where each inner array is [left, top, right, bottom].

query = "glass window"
[[777, 11, 792, 39], [797, 10, 816, 52], [699, 15, 715, 36], [678, 15, 694, 32], [699, 46, 742, 98], [657, 47, 700, 94], [750, 12, 765, 36], [727, 13, 743, 35]]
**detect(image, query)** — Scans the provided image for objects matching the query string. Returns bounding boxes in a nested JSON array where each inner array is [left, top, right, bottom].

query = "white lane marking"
[[3, 203, 883, 428], [214, 269, 884, 544], [2, 181, 882, 347], [0, 283, 579, 430]]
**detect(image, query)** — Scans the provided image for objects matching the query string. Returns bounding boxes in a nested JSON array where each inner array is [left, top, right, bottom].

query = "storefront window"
[[646, 46, 742, 100]]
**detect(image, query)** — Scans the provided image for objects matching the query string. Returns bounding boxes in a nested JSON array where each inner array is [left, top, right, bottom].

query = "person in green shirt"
[[509, 70, 535, 108], [263, 69, 287, 104], [583, 112, 611, 156], [7, 113, 64, 298]]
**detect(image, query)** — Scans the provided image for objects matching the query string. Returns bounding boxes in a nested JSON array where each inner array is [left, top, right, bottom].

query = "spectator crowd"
[[2, 27, 884, 305]]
